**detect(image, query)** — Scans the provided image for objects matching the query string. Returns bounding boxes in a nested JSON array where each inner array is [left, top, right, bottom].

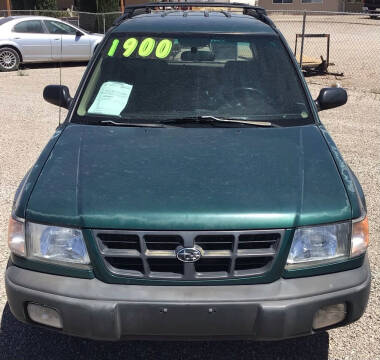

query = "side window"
[[13, 20, 45, 34], [44, 21, 78, 35]]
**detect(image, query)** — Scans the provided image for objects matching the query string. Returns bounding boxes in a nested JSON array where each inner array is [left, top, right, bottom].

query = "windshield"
[[74, 33, 313, 125]]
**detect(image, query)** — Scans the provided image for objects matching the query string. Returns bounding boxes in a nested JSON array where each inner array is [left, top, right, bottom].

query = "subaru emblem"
[[176, 247, 201, 263]]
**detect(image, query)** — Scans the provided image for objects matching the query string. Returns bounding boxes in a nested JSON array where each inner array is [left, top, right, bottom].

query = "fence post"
[[299, 10, 307, 70], [102, 13, 106, 34], [6, 0, 11, 17]]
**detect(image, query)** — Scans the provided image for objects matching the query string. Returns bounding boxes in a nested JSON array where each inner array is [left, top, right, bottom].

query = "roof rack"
[[113, 2, 275, 28]]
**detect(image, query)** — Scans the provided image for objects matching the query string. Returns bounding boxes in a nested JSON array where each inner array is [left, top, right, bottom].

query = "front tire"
[[0, 47, 20, 72]]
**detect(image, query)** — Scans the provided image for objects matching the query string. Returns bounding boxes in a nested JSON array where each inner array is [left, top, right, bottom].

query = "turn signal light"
[[351, 216, 369, 257]]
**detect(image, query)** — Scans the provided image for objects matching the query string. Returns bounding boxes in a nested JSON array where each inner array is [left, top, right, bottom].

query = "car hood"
[[26, 124, 351, 230]]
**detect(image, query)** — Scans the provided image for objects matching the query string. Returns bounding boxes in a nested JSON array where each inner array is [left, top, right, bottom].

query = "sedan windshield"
[[0, 17, 14, 26], [74, 33, 312, 125]]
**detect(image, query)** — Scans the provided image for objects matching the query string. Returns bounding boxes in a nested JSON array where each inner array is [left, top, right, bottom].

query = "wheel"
[[0, 47, 20, 72]]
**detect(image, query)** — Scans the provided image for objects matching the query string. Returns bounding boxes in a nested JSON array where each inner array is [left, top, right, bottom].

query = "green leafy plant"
[[76, 0, 119, 12], [76, 0, 119, 33], [11, 0, 36, 9], [76, 0, 97, 12], [96, 0, 119, 13], [35, 0, 57, 10]]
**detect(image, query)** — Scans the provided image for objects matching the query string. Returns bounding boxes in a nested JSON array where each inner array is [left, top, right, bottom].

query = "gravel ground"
[[0, 16, 379, 360]]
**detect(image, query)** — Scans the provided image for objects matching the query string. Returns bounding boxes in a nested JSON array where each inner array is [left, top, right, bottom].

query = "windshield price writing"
[[108, 38, 173, 59]]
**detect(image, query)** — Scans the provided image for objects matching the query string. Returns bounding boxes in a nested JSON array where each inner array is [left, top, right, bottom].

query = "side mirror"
[[76, 30, 83, 37], [315, 87, 347, 111], [43, 85, 72, 109]]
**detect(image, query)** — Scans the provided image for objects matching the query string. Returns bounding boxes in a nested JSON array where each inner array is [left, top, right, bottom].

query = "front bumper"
[[5, 257, 370, 341]]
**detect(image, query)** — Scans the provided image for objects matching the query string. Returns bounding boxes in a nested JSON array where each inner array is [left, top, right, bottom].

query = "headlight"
[[287, 217, 369, 269], [27, 222, 90, 265], [286, 222, 351, 269], [8, 216, 26, 257]]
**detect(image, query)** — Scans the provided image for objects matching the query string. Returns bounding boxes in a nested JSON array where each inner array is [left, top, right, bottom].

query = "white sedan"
[[0, 16, 104, 71]]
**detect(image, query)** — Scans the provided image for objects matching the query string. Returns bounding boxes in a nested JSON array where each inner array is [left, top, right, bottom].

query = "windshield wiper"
[[160, 116, 278, 127], [100, 120, 166, 128]]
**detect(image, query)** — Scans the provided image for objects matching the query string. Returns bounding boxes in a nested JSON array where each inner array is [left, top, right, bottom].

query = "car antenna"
[[58, 34, 63, 126]]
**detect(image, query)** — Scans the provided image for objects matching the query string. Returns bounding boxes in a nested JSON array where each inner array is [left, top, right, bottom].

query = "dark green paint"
[[26, 124, 351, 231], [10, 12, 367, 284], [319, 124, 366, 220], [13, 128, 63, 219]]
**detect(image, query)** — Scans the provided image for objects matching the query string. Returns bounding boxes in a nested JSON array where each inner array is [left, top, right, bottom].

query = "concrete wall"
[[258, 0, 344, 12]]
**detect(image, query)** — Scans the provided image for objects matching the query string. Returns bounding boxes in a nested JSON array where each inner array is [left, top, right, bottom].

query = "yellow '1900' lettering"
[[107, 39, 119, 57], [138, 38, 156, 57], [156, 39, 172, 59], [109, 37, 173, 59], [123, 37, 138, 57]]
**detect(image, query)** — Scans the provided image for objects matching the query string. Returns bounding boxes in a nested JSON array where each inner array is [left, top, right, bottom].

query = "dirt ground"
[[0, 14, 379, 360]]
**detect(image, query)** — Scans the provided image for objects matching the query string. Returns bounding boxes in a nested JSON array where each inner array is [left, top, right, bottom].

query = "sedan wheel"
[[0, 48, 20, 72]]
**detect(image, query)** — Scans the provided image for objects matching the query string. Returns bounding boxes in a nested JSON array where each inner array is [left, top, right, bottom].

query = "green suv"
[[6, 2, 370, 340]]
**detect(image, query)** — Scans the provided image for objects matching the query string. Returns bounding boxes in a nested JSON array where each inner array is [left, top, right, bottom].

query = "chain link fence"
[[267, 10, 380, 100]]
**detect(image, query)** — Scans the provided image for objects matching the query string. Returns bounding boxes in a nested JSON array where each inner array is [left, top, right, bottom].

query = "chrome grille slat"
[[202, 250, 233, 257], [237, 249, 277, 257], [100, 249, 141, 257], [139, 234, 150, 276], [145, 250, 177, 257], [93, 229, 284, 280]]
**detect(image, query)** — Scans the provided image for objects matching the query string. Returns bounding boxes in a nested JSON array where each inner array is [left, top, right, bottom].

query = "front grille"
[[195, 235, 234, 251], [94, 230, 284, 280], [144, 235, 183, 251]]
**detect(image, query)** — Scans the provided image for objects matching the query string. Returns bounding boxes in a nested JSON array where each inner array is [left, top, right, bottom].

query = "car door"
[[43, 20, 91, 61], [11, 20, 51, 62]]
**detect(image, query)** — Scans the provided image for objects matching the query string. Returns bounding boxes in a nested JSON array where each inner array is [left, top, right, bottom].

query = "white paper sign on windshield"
[[88, 81, 133, 116]]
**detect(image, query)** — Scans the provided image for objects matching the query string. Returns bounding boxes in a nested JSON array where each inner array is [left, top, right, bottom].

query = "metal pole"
[[299, 11, 307, 70], [326, 34, 330, 67], [121, 0, 125, 13], [102, 13, 106, 34]]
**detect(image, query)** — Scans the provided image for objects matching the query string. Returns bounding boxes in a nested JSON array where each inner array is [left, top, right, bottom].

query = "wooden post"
[[121, 0, 125, 13], [6, 0, 11, 17]]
